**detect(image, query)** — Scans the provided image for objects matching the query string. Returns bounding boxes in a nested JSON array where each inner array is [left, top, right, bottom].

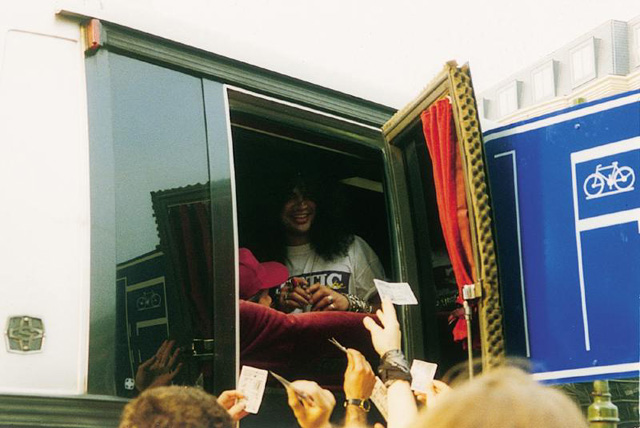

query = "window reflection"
[[108, 54, 212, 396]]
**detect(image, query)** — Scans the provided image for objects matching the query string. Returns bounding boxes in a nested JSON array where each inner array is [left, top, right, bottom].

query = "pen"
[[328, 337, 348, 354], [269, 371, 315, 405]]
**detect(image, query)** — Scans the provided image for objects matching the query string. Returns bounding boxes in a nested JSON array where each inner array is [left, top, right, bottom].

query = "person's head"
[[279, 175, 319, 245], [249, 171, 353, 263], [410, 367, 587, 428], [119, 385, 233, 428], [239, 247, 289, 307], [275, 172, 354, 260]]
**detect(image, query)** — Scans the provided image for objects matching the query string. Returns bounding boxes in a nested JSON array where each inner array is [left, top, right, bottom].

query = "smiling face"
[[280, 187, 317, 245]]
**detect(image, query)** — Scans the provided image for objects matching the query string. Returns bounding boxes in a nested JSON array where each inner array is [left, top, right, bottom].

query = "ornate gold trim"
[[448, 64, 505, 369], [382, 62, 452, 142]]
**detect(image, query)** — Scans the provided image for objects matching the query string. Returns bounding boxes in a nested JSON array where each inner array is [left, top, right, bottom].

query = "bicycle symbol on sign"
[[582, 161, 635, 200], [136, 290, 162, 311]]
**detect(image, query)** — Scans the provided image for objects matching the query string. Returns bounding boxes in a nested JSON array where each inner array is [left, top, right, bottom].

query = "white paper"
[[237, 366, 268, 414], [373, 279, 418, 305], [370, 376, 388, 421], [410, 359, 438, 393]]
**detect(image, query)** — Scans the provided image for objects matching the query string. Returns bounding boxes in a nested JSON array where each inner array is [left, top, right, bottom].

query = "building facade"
[[479, 15, 640, 125]]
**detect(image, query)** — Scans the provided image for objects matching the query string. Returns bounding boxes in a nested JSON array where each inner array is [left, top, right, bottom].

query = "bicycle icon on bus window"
[[136, 290, 162, 311], [582, 161, 635, 200]]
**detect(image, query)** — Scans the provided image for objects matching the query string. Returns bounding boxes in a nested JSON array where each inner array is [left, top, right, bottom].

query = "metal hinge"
[[462, 280, 482, 300]]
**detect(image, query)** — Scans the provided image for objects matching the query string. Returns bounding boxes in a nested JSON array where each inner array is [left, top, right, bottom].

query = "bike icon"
[[136, 290, 162, 311], [583, 161, 635, 200]]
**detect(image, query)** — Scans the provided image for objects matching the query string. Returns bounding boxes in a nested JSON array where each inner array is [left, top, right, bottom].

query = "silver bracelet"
[[346, 293, 373, 313]]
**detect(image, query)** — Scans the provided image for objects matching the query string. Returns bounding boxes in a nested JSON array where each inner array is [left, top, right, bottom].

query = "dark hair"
[[253, 171, 354, 263]]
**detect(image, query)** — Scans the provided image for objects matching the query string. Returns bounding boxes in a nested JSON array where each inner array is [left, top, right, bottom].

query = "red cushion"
[[240, 301, 379, 388]]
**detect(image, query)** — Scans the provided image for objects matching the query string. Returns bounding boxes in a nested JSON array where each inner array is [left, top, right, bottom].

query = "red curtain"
[[421, 99, 477, 342], [170, 202, 214, 380], [176, 203, 213, 338]]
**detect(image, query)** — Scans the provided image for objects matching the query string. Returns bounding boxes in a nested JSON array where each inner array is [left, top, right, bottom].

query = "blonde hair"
[[410, 367, 587, 428], [119, 386, 233, 428]]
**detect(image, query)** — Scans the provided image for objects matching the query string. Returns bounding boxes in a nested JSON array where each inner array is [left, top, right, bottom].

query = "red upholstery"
[[239, 301, 379, 388]]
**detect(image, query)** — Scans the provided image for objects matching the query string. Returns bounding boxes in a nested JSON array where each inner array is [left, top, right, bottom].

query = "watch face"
[[344, 398, 371, 412]]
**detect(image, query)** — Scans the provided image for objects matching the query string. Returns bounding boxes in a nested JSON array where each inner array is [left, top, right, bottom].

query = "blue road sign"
[[484, 90, 640, 383]]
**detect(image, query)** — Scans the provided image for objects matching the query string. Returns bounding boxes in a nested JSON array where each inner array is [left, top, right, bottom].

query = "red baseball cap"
[[239, 248, 289, 299]]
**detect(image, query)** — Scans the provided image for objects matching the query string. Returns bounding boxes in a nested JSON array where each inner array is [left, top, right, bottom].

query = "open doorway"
[[228, 89, 392, 424]]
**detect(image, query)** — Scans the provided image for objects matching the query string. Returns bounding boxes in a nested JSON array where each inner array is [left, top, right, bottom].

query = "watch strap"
[[344, 398, 371, 412]]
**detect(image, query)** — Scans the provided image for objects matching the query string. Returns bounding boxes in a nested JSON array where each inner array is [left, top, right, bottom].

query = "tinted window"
[[90, 53, 220, 396]]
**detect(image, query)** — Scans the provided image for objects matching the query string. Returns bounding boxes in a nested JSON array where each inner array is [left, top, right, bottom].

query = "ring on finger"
[[328, 295, 333, 303], [330, 303, 335, 310]]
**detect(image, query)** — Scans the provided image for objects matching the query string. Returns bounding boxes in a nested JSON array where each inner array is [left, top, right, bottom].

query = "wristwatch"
[[343, 398, 371, 412]]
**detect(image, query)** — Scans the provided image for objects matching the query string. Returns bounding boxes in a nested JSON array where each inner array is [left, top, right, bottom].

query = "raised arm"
[[343, 348, 376, 427], [363, 299, 417, 428]]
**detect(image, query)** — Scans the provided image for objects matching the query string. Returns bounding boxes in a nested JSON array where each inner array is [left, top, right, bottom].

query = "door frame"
[[383, 62, 506, 370]]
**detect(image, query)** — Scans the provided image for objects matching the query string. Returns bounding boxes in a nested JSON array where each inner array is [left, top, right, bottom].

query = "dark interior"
[[231, 118, 391, 276], [228, 100, 467, 427], [229, 108, 391, 427], [230, 102, 466, 374]]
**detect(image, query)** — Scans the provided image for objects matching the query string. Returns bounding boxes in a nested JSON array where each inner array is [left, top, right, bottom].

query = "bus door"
[[380, 62, 506, 373]]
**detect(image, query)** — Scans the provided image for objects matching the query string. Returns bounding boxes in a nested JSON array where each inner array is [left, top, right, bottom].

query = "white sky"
[[101, 0, 638, 108]]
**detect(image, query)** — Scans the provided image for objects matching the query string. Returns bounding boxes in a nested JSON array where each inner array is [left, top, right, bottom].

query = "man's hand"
[[362, 299, 401, 357], [286, 380, 335, 428], [279, 277, 312, 312], [135, 339, 182, 392], [308, 284, 349, 311], [343, 348, 375, 426], [344, 349, 375, 400], [217, 389, 249, 421]]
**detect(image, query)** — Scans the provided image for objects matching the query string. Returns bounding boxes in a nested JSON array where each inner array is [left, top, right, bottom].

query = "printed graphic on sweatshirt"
[[290, 270, 351, 293]]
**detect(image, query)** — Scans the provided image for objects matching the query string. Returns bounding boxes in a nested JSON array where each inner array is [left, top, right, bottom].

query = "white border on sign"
[[484, 93, 640, 144], [532, 362, 640, 381], [570, 136, 640, 351]]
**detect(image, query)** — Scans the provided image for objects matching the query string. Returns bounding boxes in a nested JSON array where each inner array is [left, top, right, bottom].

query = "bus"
[[1, 1, 637, 426]]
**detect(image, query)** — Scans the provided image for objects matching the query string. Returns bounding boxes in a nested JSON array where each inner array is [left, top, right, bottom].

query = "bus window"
[[88, 52, 234, 397], [228, 90, 391, 423], [232, 127, 391, 279]]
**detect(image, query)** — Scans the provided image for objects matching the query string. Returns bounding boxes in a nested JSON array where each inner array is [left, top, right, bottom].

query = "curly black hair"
[[251, 171, 354, 264]]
